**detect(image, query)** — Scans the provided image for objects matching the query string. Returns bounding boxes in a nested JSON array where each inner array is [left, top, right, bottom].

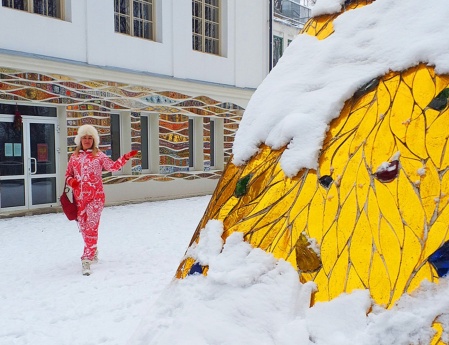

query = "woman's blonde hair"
[[74, 145, 99, 156]]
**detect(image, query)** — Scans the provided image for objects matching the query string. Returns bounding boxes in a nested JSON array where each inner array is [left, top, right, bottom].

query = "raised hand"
[[124, 150, 138, 160]]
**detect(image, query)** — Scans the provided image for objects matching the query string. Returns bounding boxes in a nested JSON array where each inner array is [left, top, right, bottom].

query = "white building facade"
[[0, 0, 309, 216]]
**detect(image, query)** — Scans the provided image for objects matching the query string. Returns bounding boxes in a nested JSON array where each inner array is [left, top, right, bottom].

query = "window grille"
[[192, 0, 220, 55], [2, 0, 62, 19], [114, 0, 154, 40]]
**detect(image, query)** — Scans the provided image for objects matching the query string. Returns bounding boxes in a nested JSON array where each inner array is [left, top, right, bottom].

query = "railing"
[[274, 0, 311, 26]]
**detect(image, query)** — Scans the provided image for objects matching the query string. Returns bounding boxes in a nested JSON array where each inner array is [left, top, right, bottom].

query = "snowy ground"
[[3, 195, 449, 345], [0, 196, 210, 345]]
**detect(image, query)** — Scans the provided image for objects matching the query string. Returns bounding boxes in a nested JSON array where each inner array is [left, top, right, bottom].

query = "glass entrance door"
[[0, 116, 58, 211], [28, 120, 58, 207]]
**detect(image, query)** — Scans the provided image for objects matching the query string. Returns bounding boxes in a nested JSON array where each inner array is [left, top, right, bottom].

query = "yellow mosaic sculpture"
[[177, 1, 449, 343]]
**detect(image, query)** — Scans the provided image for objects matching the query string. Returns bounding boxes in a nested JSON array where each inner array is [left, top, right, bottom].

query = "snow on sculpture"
[[177, 0, 449, 343]]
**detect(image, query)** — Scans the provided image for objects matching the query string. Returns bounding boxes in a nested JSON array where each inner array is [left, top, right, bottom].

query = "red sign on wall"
[[37, 143, 48, 162]]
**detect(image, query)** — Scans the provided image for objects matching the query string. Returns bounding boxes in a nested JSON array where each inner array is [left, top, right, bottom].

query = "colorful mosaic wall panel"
[[0, 69, 244, 176], [130, 112, 143, 173], [203, 117, 212, 170], [223, 117, 239, 162], [159, 114, 190, 174]]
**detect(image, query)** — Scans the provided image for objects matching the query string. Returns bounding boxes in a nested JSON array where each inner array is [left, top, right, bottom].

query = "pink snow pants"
[[78, 196, 105, 261]]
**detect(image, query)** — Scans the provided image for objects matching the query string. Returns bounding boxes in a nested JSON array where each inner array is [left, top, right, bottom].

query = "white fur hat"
[[74, 124, 100, 148]]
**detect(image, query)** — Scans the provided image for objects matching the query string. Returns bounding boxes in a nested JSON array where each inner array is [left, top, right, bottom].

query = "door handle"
[[30, 157, 37, 175]]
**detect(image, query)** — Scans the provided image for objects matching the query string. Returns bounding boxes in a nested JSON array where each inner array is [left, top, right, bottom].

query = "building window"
[[110, 114, 121, 160], [210, 119, 215, 167], [2, 0, 63, 19], [273, 35, 283, 68], [140, 115, 149, 170], [114, 0, 154, 40], [192, 0, 220, 55], [188, 118, 194, 168]]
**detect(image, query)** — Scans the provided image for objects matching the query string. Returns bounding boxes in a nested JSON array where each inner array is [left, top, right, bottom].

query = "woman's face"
[[81, 135, 94, 150]]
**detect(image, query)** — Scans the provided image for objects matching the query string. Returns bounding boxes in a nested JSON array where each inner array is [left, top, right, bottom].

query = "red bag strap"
[[64, 178, 73, 194]]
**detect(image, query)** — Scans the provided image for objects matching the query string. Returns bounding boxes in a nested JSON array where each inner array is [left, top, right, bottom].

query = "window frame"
[[114, 0, 155, 41], [188, 118, 194, 169], [192, 0, 220, 55], [110, 113, 122, 162], [140, 113, 159, 174], [209, 119, 215, 168], [1, 0, 65, 19], [273, 35, 284, 68], [140, 114, 150, 171]]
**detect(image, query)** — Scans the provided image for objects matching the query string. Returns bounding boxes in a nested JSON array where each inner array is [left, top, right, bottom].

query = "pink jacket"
[[65, 149, 129, 204]]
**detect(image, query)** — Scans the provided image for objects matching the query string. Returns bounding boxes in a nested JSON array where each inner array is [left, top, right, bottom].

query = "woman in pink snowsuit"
[[65, 124, 137, 276]]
